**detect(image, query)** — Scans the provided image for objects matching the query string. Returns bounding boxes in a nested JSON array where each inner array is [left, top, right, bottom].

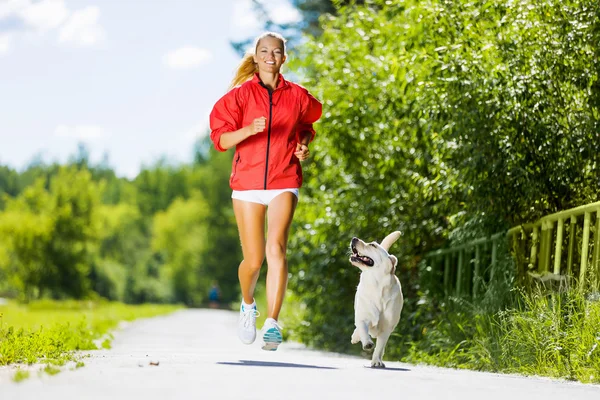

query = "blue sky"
[[0, 0, 301, 178]]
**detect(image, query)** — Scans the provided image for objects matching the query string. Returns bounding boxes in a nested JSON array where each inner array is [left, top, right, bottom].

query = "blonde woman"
[[209, 32, 322, 351]]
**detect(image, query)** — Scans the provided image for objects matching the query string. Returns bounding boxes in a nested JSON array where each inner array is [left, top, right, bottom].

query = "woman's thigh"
[[266, 192, 298, 254], [233, 198, 267, 264]]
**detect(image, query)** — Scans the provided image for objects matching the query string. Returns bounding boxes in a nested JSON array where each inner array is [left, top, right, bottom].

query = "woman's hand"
[[295, 142, 310, 161], [248, 117, 267, 135]]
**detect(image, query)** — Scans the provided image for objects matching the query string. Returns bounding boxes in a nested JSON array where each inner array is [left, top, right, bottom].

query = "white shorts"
[[231, 188, 299, 206]]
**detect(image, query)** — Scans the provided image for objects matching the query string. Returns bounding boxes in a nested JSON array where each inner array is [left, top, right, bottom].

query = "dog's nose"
[[351, 237, 358, 246]]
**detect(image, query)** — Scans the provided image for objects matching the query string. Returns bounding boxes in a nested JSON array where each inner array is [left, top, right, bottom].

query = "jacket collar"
[[251, 73, 289, 91]]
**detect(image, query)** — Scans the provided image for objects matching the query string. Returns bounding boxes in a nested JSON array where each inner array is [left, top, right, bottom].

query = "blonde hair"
[[229, 32, 287, 89]]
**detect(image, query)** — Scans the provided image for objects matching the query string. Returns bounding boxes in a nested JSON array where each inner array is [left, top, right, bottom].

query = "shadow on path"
[[363, 366, 411, 372], [217, 360, 337, 370]]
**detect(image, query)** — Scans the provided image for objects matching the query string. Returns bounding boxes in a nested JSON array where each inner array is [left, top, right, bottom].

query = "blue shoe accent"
[[261, 319, 283, 351]]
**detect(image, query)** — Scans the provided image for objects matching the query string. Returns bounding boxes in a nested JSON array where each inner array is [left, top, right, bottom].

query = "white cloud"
[[232, 0, 261, 33], [0, 0, 29, 19], [55, 125, 106, 140], [0, 1, 105, 50], [269, 3, 301, 25], [20, 0, 69, 32], [163, 47, 212, 70], [230, 0, 300, 39], [0, 33, 13, 55], [58, 6, 104, 46]]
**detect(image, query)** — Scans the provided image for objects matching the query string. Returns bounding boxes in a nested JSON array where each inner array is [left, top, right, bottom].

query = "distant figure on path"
[[208, 281, 221, 309]]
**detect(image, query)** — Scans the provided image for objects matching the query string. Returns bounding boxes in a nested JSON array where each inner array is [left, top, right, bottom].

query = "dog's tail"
[[381, 231, 401, 252]]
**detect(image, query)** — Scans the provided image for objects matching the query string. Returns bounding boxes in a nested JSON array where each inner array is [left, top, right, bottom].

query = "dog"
[[349, 231, 403, 368]]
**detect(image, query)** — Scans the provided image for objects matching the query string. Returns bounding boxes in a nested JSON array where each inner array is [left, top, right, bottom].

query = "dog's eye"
[[369, 243, 377, 247]]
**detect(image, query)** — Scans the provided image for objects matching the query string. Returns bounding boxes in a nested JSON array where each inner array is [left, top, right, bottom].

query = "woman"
[[209, 32, 322, 351]]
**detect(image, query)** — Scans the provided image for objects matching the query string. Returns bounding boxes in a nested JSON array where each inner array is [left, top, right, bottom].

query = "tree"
[[0, 167, 103, 300], [152, 191, 210, 306]]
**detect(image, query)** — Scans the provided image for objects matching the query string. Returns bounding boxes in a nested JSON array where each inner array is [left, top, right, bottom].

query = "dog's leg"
[[351, 328, 360, 344], [355, 320, 374, 351], [371, 330, 392, 368]]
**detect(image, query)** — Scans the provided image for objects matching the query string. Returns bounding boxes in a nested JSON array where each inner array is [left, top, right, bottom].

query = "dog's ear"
[[381, 231, 401, 252], [389, 255, 398, 275]]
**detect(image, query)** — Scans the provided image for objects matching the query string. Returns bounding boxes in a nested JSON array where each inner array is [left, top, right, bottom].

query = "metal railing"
[[424, 201, 600, 297]]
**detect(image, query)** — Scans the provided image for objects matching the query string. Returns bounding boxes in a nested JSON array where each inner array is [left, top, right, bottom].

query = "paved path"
[[1, 309, 599, 399]]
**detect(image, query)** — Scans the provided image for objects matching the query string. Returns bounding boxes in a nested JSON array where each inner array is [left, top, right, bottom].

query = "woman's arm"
[[218, 117, 266, 150]]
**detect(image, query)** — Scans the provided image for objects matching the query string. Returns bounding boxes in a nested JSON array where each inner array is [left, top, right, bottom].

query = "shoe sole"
[[261, 328, 282, 351]]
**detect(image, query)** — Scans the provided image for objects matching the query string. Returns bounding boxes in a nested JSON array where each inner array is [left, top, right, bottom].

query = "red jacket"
[[209, 73, 322, 190]]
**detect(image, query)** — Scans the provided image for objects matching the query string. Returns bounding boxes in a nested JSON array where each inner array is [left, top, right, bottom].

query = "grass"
[[0, 299, 181, 380], [385, 288, 600, 384]]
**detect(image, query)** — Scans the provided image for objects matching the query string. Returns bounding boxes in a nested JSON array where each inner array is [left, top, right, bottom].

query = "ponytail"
[[229, 53, 257, 89]]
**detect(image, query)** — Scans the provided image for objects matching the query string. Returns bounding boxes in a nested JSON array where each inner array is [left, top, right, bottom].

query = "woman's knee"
[[242, 255, 264, 272], [265, 242, 287, 262]]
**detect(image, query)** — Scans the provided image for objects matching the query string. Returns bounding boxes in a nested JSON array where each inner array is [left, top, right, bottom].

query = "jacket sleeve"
[[296, 88, 323, 144], [209, 88, 243, 152]]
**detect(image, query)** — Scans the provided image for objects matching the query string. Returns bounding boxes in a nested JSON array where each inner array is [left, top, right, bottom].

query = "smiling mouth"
[[350, 245, 374, 267]]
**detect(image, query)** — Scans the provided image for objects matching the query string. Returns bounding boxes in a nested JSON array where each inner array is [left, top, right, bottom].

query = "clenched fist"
[[248, 117, 267, 135], [295, 142, 310, 161]]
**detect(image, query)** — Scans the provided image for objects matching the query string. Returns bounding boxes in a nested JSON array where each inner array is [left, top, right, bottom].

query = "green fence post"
[[491, 238, 498, 284], [567, 216, 577, 277], [456, 249, 464, 296], [579, 212, 591, 292], [545, 221, 554, 273], [444, 254, 451, 296], [592, 211, 600, 290], [530, 226, 539, 271], [473, 244, 481, 299], [554, 218, 564, 275]]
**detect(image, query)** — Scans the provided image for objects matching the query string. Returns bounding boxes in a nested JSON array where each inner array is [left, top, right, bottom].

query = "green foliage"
[[188, 141, 241, 304], [0, 168, 103, 300], [433, 0, 600, 225], [0, 136, 242, 306], [280, 0, 600, 381], [392, 289, 600, 384], [134, 160, 191, 216], [285, 0, 467, 352], [152, 192, 210, 306]]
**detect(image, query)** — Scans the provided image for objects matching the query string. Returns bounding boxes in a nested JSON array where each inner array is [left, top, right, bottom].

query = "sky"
[[0, 0, 301, 178]]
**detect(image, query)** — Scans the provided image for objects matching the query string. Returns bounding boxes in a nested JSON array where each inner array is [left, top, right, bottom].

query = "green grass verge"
[[0, 299, 181, 378], [384, 289, 600, 384]]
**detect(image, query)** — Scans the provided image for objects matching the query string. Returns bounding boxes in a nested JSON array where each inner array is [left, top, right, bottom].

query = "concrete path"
[[1, 309, 599, 399]]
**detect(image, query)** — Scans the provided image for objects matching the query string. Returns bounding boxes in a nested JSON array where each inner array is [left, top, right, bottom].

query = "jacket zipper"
[[264, 89, 273, 189]]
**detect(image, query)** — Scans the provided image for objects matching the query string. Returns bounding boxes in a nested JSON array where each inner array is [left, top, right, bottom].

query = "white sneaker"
[[261, 318, 283, 351], [238, 302, 259, 344]]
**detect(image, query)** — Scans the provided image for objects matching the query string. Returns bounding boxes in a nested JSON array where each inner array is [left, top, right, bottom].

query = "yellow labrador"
[[349, 231, 403, 368]]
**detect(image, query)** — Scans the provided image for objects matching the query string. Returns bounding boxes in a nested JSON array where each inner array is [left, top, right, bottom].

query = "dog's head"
[[349, 231, 401, 275]]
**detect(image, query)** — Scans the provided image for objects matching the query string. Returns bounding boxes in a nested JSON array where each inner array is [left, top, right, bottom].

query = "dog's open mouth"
[[351, 245, 374, 267]]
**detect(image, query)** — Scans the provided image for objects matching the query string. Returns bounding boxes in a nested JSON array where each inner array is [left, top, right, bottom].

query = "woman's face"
[[253, 36, 286, 73]]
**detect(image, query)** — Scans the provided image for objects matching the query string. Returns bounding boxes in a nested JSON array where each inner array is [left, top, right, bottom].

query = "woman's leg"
[[264, 192, 298, 320], [232, 199, 267, 304]]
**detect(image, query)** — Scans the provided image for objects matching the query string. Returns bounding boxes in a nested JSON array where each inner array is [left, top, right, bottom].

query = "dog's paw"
[[362, 341, 374, 351], [371, 360, 386, 368]]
